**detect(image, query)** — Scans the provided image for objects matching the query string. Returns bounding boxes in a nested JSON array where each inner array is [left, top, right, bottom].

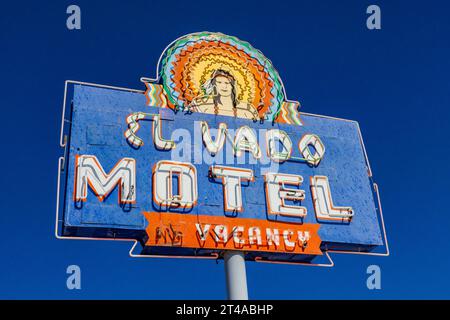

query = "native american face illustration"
[[193, 69, 260, 121]]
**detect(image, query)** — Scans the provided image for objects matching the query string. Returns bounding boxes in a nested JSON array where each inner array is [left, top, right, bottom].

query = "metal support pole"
[[224, 251, 248, 300]]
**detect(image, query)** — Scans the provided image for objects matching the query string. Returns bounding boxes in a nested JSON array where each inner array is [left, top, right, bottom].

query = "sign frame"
[[55, 80, 389, 267]]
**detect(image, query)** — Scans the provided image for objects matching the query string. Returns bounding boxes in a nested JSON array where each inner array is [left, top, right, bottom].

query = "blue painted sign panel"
[[58, 84, 383, 260]]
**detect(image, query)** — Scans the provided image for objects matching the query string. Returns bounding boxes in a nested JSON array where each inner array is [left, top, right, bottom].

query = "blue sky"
[[1, 0, 450, 299]]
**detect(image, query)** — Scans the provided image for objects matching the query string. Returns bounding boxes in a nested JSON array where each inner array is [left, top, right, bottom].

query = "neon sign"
[[56, 32, 388, 265]]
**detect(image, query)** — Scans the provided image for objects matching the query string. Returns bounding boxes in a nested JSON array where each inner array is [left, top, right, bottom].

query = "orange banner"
[[143, 212, 322, 256]]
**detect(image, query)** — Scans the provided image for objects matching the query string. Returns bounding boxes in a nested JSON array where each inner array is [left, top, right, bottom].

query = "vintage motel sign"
[[56, 32, 388, 265]]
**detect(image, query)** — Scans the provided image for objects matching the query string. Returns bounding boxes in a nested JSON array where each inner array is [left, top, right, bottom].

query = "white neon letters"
[[73, 155, 354, 223], [81, 116, 356, 223], [210, 166, 254, 212], [153, 114, 176, 150], [153, 160, 198, 208], [266, 129, 293, 162], [310, 175, 354, 221], [248, 227, 263, 245], [124, 112, 147, 147], [264, 173, 307, 218], [200, 121, 227, 154], [74, 155, 136, 203], [124, 113, 176, 150], [233, 126, 261, 159], [266, 228, 280, 246], [298, 134, 325, 166]]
